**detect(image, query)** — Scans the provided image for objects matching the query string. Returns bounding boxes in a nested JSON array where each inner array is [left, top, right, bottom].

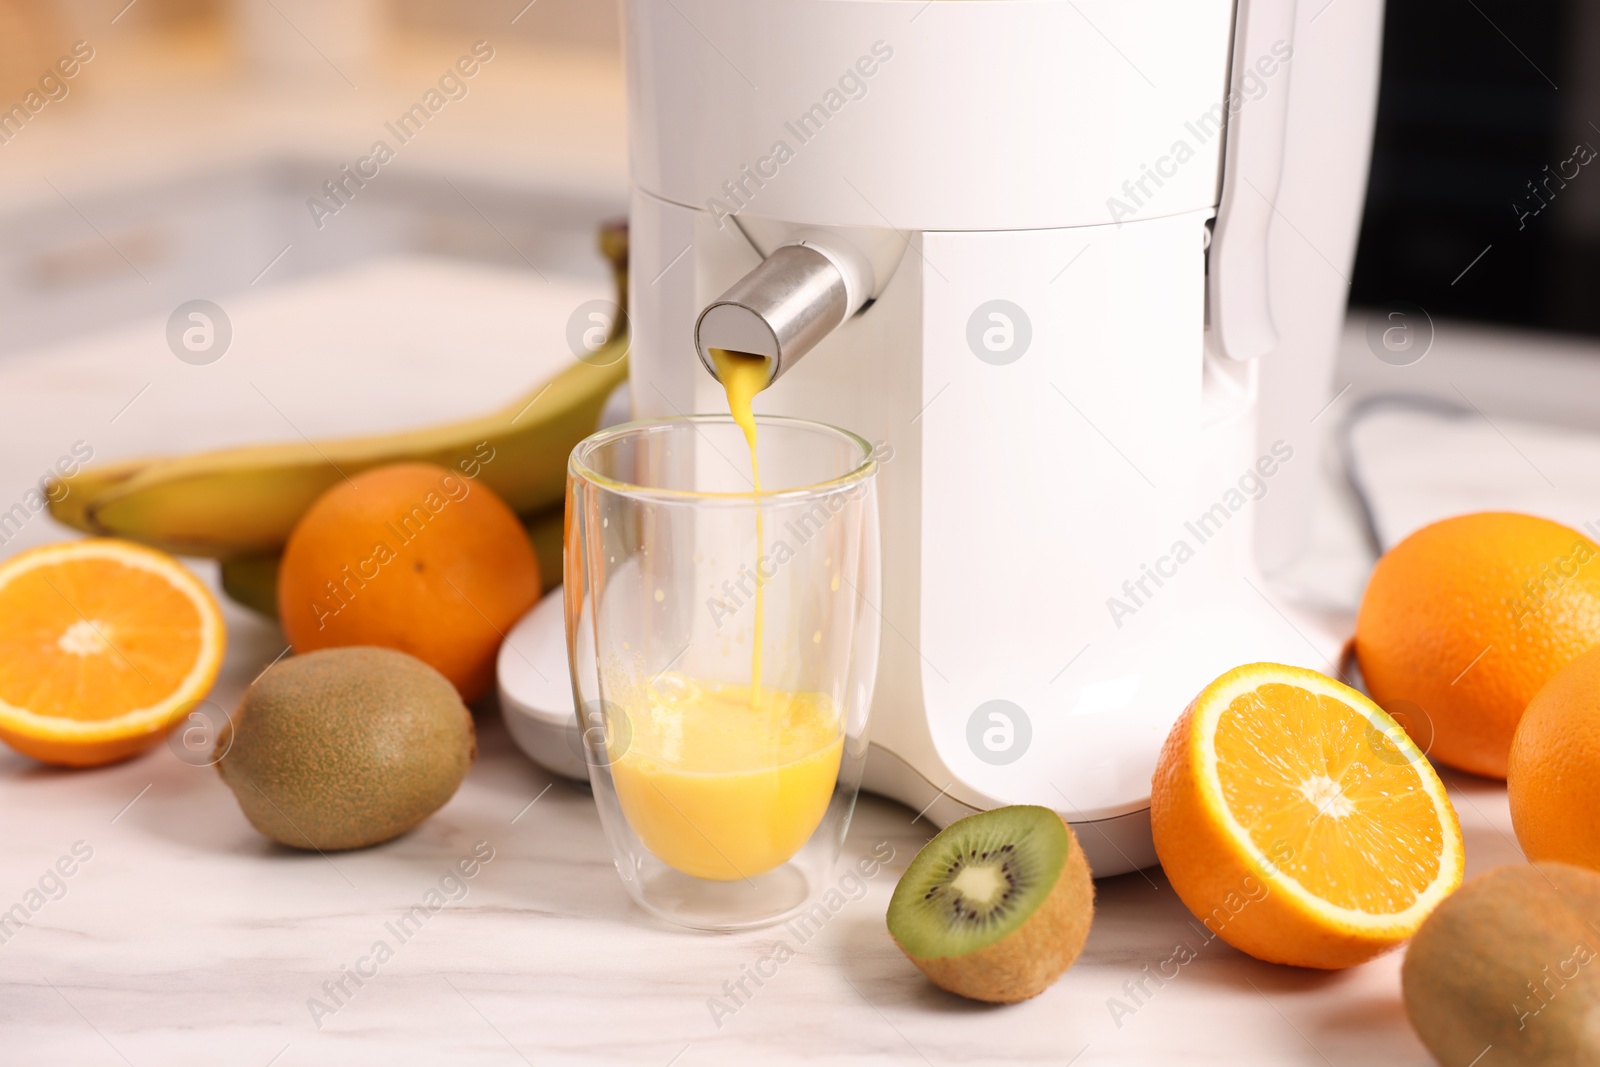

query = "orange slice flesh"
[[1152, 663, 1464, 969], [0, 539, 225, 766]]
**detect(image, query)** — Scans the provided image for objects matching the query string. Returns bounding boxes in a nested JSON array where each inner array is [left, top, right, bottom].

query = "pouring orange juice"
[[606, 350, 844, 881]]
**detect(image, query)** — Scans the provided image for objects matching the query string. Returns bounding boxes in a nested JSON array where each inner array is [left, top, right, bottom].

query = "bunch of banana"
[[49, 221, 629, 617]]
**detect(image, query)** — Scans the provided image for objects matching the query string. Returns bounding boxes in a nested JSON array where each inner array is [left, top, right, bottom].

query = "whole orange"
[[1508, 645, 1600, 871], [1355, 512, 1600, 778], [277, 463, 539, 702]]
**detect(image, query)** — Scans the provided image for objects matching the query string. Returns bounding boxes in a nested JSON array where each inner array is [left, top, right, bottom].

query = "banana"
[[76, 353, 623, 559], [522, 501, 565, 594], [217, 552, 280, 619], [219, 504, 566, 620], [49, 221, 630, 561], [46, 456, 158, 531]]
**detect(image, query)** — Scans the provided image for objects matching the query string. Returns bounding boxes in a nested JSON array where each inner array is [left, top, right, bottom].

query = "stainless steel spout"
[[694, 244, 851, 387]]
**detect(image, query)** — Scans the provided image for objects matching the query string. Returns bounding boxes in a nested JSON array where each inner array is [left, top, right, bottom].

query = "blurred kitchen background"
[[0, 0, 625, 355], [1353, 0, 1600, 335], [2, 0, 1598, 605]]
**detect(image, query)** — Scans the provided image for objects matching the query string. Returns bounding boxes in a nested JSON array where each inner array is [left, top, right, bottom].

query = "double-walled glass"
[[566, 415, 880, 930]]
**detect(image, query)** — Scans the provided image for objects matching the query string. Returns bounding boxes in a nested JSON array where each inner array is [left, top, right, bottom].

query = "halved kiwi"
[[886, 805, 1094, 1003]]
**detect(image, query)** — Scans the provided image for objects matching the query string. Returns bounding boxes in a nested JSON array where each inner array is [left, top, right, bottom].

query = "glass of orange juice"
[[566, 414, 880, 930]]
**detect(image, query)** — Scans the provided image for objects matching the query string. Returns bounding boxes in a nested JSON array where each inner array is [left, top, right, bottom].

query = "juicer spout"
[[694, 234, 874, 387]]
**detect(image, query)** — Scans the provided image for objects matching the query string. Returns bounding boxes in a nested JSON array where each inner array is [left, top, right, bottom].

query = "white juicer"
[[500, 0, 1386, 874]]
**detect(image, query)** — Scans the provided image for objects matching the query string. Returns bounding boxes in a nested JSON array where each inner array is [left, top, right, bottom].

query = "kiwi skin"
[[890, 808, 1095, 1003], [1402, 862, 1600, 1067], [216, 646, 476, 851]]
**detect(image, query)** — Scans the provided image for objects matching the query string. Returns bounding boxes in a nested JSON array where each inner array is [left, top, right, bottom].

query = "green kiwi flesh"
[[888, 805, 1071, 959]]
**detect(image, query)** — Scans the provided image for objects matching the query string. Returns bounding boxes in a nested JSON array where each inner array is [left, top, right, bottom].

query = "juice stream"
[[710, 348, 771, 703]]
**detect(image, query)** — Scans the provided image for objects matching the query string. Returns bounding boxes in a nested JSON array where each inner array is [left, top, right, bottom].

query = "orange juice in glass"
[[565, 414, 879, 930]]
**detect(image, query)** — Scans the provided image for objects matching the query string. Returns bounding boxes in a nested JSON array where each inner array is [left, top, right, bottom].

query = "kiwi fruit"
[[887, 805, 1094, 1003], [1403, 862, 1600, 1066], [216, 646, 476, 851]]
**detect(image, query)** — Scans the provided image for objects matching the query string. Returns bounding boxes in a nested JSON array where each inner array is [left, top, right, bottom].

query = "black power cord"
[[1335, 392, 1478, 562]]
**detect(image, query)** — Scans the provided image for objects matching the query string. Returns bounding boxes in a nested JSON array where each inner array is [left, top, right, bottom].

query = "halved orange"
[[1151, 663, 1464, 969], [0, 539, 226, 766]]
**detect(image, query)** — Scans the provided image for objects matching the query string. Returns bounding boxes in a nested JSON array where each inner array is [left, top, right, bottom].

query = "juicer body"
[[615, 0, 1384, 873]]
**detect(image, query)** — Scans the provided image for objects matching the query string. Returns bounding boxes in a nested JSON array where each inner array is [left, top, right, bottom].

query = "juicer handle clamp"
[[1208, 0, 1298, 363], [695, 234, 874, 386]]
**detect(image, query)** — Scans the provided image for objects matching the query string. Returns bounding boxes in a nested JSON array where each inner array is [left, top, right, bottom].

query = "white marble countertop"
[[0, 705, 1522, 1067], [0, 30, 1532, 1066]]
